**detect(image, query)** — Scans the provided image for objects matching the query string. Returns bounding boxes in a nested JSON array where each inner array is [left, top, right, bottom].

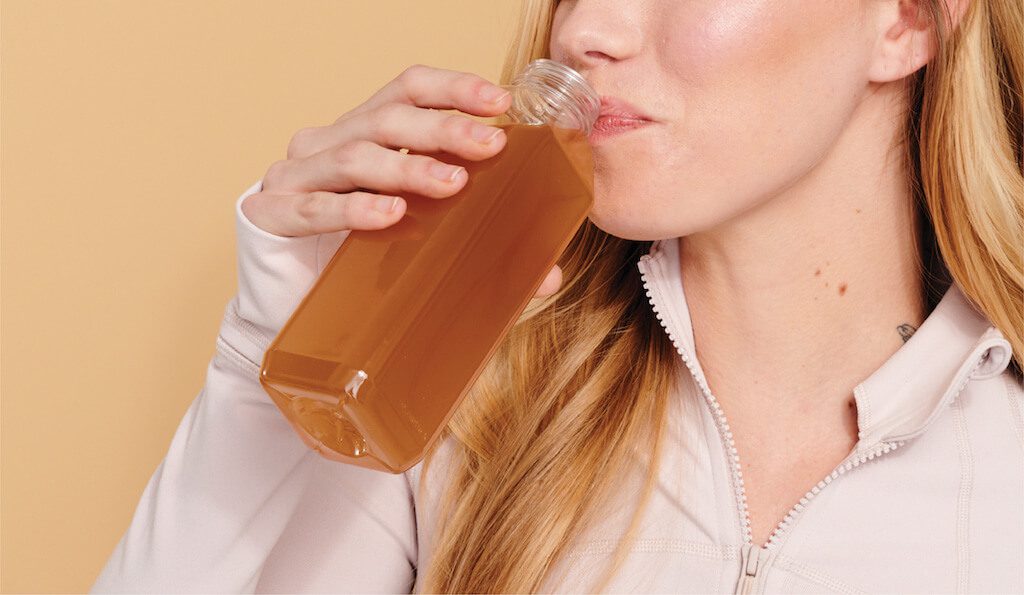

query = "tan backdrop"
[[1, 1, 518, 591]]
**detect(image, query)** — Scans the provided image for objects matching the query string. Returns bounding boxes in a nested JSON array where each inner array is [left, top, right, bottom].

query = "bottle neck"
[[502, 59, 600, 136]]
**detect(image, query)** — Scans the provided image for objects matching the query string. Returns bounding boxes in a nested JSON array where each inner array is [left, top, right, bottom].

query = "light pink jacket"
[[91, 179, 1024, 594]]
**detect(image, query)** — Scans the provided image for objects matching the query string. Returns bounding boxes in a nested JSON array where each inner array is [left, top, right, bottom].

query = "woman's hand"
[[241, 64, 563, 298]]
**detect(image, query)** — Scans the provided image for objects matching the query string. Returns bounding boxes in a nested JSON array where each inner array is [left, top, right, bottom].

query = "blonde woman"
[[93, 0, 1022, 592]]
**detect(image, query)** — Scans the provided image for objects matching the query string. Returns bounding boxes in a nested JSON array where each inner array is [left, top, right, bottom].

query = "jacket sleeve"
[[90, 180, 418, 594]]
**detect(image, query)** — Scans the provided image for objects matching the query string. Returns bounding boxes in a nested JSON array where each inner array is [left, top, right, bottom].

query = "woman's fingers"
[[248, 64, 514, 239], [263, 139, 469, 197], [240, 190, 406, 238], [285, 103, 507, 167], [287, 65, 510, 161], [336, 102, 507, 159], [344, 64, 511, 122]]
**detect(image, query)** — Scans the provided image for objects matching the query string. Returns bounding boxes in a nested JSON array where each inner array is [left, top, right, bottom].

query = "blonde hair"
[[418, 0, 1024, 591], [914, 0, 1023, 379]]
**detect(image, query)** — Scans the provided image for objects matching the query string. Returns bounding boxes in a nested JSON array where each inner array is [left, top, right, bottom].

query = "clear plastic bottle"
[[258, 59, 599, 473]]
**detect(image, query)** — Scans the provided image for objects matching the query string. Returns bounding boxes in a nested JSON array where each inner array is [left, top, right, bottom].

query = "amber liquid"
[[258, 123, 594, 473]]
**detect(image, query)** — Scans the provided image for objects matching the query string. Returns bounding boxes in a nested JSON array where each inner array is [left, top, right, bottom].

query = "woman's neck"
[[679, 80, 925, 425]]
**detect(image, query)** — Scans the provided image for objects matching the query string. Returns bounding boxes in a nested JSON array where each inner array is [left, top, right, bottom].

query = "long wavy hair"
[[417, 0, 1024, 592]]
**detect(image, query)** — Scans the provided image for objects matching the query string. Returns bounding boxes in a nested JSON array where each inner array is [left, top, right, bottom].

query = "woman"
[[92, 0, 1022, 592]]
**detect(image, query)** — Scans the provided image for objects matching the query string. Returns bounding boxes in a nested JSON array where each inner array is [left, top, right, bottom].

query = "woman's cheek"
[[650, 3, 866, 230]]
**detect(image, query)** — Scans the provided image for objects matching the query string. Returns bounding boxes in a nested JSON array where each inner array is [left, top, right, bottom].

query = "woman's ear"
[[867, 0, 970, 83]]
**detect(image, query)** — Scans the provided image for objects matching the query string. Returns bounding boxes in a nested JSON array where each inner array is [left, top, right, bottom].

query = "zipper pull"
[[735, 543, 763, 594]]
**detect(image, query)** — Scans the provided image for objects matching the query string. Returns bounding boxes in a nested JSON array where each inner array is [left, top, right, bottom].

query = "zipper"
[[638, 252, 762, 549], [637, 253, 756, 544], [760, 351, 985, 549], [636, 251, 985, 593], [736, 543, 762, 594], [760, 440, 903, 548]]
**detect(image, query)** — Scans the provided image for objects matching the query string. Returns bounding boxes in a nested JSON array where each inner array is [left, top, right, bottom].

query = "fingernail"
[[375, 195, 401, 213], [472, 125, 503, 144], [479, 85, 510, 103], [429, 162, 464, 182]]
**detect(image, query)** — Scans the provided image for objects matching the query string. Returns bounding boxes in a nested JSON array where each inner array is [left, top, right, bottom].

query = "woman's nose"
[[550, 0, 643, 70]]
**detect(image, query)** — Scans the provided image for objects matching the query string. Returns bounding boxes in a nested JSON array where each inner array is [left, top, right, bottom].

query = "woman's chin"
[[586, 201, 668, 242]]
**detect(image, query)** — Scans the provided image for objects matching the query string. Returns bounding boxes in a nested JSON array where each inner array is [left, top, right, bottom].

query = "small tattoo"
[[898, 323, 918, 343]]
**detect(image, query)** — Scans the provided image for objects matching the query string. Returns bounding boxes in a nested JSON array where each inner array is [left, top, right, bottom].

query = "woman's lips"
[[589, 115, 653, 143]]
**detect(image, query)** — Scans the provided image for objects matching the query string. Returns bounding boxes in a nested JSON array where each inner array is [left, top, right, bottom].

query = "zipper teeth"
[[763, 354, 984, 548], [762, 440, 904, 548], [638, 254, 754, 545], [637, 253, 987, 552]]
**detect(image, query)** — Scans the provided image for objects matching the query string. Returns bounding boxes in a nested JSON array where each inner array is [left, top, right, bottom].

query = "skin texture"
[[549, 0, 967, 547]]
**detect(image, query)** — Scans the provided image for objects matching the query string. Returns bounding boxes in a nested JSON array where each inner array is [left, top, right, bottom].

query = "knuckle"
[[239, 191, 264, 221], [468, 75, 491, 95], [294, 192, 325, 226], [440, 113, 471, 137], [399, 63, 428, 78], [397, 63, 428, 91], [369, 103, 402, 138], [403, 155, 432, 188], [342, 193, 362, 225], [375, 102, 404, 122], [263, 159, 289, 189], [332, 139, 369, 167], [467, 73, 501, 100], [286, 127, 315, 159], [397, 63, 433, 103]]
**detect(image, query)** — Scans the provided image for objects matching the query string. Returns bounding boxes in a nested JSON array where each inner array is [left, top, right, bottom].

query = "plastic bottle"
[[258, 58, 600, 473]]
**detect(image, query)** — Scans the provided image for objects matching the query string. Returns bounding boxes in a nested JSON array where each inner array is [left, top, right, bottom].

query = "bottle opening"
[[503, 58, 600, 136]]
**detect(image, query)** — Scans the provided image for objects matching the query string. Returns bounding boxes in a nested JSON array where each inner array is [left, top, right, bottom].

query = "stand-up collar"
[[636, 237, 1013, 452]]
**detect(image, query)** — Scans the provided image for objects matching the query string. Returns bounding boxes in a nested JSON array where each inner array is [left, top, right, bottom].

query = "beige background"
[[1, 1, 518, 591]]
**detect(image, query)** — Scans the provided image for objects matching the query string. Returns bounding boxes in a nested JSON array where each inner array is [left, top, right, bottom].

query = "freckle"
[[855, 208, 861, 214], [815, 268, 821, 276], [825, 282, 830, 287], [839, 282, 848, 296]]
